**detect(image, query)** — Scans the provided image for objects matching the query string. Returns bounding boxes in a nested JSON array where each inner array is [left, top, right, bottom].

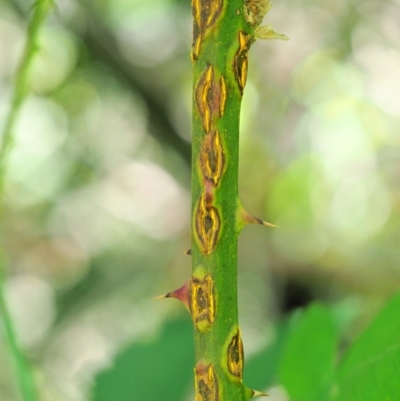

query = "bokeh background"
[[0, 0, 400, 400]]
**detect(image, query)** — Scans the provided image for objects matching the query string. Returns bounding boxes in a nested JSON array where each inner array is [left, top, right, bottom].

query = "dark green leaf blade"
[[244, 313, 300, 391], [92, 318, 194, 401], [334, 292, 400, 401], [279, 303, 337, 401]]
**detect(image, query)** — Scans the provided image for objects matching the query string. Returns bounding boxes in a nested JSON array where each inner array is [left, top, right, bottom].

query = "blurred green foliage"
[[279, 304, 337, 401], [334, 293, 400, 401], [94, 298, 400, 401], [244, 314, 295, 390], [93, 318, 194, 401], [0, 0, 400, 400]]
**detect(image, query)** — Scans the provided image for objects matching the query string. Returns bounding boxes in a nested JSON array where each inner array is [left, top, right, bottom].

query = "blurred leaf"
[[279, 303, 336, 401], [266, 155, 329, 263], [267, 155, 323, 226], [244, 312, 300, 390], [92, 317, 194, 401], [334, 292, 400, 401]]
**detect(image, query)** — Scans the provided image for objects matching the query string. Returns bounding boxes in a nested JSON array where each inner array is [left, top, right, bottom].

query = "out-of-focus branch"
[[7, 0, 192, 167], [0, 2, 53, 401]]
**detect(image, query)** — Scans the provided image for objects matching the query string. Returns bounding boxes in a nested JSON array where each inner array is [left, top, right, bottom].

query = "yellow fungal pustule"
[[205, 0, 223, 28], [227, 328, 244, 379], [190, 273, 216, 331], [195, 362, 219, 401], [200, 130, 225, 186], [195, 66, 228, 134], [195, 193, 221, 255], [195, 65, 214, 133], [191, 0, 202, 61], [219, 76, 227, 117], [233, 31, 252, 94], [207, 74, 227, 122], [191, 0, 223, 61], [192, 35, 202, 62]]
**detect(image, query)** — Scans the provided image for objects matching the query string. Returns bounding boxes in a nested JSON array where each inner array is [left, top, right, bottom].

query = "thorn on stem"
[[252, 390, 268, 397], [242, 210, 279, 228], [154, 280, 190, 311], [245, 386, 268, 400], [153, 294, 168, 300]]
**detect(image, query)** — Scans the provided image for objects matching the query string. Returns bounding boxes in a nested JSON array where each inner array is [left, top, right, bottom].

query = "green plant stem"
[[190, 1, 255, 400], [0, 2, 53, 401], [188, 0, 287, 399]]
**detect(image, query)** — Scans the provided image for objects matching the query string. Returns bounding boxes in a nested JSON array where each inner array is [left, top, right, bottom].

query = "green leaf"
[[244, 313, 299, 391], [334, 292, 400, 401], [92, 317, 194, 401], [279, 303, 337, 401]]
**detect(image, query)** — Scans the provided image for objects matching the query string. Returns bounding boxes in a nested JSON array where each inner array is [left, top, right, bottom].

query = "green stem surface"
[[190, 1, 255, 400]]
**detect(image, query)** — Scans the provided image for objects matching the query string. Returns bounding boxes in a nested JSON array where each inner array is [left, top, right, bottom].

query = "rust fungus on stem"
[[233, 31, 252, 94], [195, 362, 219, 401], [195, 194, 221, 255], [207, 73, 227, 122], [190, 273, 216, 331], [191, 0, 223, 61], [227, 328, 244, 379], [219, 76, 227, 117], [192, 0, 201, 60], [195, 65, 214, 133], [200, 130, 225, 186], [205, 0, 223, 29], [196, 66, 228, 133]]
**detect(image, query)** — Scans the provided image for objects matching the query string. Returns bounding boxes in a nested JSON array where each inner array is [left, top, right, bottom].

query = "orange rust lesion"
[[195, 67, 228, 133], [191, 0, 202, 61], [219, 76, 227, 117], [207, 74, 227, 123], [195, 65, 214, 133], [195, 193, 221, 255], [205, 0, 223, 28], [192, 35, 202, 62], [233, 31, 252, 94], [195, 362, 219, 401], [191, 0, 224, 61], [227, 328, 244, 379], [190, 273, 215, 330], [200, 130, 225, 186], [193, 0, 201, 26]]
